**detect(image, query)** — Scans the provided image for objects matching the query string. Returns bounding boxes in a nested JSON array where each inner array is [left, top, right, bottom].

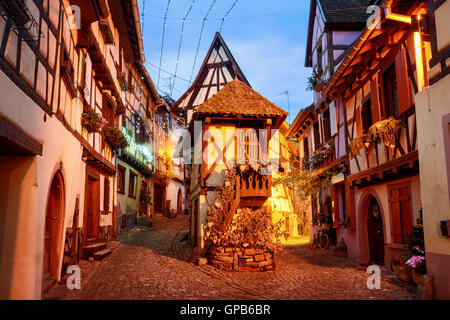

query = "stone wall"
[[211, 247, 275, 272]]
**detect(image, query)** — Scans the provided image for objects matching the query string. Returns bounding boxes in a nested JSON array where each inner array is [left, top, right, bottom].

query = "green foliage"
[[105, 127, 129, 149], [339, 216, 351, 229], [401, 208, 427, 274], [81, 109, 106, 133], [306, 70, 320, 91]]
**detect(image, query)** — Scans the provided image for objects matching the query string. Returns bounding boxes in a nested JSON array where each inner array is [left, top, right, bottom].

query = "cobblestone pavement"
[[65, 214, 415, 300]]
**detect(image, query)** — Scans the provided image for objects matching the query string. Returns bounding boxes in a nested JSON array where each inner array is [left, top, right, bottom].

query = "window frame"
[[117, 165, 126, 194], [382, 63, 399, 119], [128, 170, 138, 199], [361, 96, 373, 134]]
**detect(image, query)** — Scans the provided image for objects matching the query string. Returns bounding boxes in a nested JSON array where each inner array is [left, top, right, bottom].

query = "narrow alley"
[[64, 216, 414, 300]]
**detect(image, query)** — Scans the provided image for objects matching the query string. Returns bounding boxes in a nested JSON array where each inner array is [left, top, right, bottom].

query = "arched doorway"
[[177, 189, 182, 216], [43, 171, 65, 280], [367, 197, 385, 264]]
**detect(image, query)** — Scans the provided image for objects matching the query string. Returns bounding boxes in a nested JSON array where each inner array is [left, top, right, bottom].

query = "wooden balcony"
[[239, 171, 271, 199]]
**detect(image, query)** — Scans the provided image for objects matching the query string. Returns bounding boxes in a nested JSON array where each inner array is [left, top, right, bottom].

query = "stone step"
[[93, 248, 111, 261], [42, 275, 57, 294], [86, 238, 99, 245], [83, 242, 107, 259]]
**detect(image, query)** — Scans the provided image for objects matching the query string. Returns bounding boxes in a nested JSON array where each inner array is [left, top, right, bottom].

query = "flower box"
[[104, 127, 128, 149], [81, 109, 106, 133]]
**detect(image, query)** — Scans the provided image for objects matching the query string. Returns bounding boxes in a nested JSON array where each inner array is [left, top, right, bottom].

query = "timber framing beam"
[[348, 150, 419, 188]]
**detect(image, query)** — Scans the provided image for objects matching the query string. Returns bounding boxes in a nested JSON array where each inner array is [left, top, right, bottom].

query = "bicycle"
[[312, 228, 330, 250]]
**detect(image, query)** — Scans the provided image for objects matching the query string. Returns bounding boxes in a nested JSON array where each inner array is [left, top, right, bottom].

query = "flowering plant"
[[405, 254, 425, 270], [104, 127, 129, 149], [81, 109, 107, 133]]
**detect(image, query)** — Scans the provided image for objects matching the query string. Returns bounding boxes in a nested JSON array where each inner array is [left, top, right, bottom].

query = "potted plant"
[[306, 70, 320, 92], [401, 209, 427, 285], [391, 257, 401, 276], [81, 108, 107, 133], [339, 216, 351, 230], [405, 247, 426, 285], [336, 238, 348, 257], [104, 127, 129, 149]]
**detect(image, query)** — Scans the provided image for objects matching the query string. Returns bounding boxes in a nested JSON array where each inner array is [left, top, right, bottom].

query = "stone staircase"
[[83, 238, 111, 261]]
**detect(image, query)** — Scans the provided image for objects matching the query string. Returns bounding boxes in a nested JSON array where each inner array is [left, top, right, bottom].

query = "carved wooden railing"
[[239, 171, 271, 198]]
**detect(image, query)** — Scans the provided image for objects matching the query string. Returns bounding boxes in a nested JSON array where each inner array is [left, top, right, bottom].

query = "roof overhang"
[[321, 0, 427, 100]]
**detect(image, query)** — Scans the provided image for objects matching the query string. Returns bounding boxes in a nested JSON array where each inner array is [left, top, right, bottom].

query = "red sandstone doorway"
[[43, 171, 65, 280], [367, 197, 385, 264]]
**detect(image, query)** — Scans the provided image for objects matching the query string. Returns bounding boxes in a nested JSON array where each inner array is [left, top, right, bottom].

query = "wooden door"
[[85, 177, 99, 240], [153, 185, 163, 214], [44, 172, 64, 278], [177, 189, 182, 215], [368, 197, 385, 264]]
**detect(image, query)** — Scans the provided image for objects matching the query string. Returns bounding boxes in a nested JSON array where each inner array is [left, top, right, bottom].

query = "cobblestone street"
[[64, 215, 415, 300]]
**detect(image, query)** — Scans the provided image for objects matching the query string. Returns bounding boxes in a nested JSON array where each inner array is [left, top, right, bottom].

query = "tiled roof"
[[318, 0, 372, 24], [195, 79, 288, 118]]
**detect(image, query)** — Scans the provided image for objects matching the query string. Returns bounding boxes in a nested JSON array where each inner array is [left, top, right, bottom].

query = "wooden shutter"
[[345, 181, 356, 230], [389, 189, 403, 243], [395, 48, 412, 115], [399, 187, 412, 240], [331, 185, 340, 228], [355, 107, 363, 136], [370, 74, 381, 122], [104, 178, 110, 212]]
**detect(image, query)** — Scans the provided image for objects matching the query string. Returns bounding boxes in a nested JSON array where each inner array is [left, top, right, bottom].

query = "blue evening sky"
[[139, 0, 313, 123]]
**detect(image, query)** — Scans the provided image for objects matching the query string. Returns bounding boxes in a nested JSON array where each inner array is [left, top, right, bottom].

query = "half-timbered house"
[[171, 32, 250, 126], [319, 0, 431, 267], [0, 0, 157, 299], [188, 78, 288, 251]]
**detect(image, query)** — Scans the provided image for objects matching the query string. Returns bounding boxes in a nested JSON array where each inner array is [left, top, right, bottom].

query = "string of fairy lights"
[[171, 0, 196, 97], [188, 0, 217, 87], [140, 1, 375, 98], [139, 0, 240, 96]]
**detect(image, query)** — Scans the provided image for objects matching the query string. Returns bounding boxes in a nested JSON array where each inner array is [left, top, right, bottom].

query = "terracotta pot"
[[392, 264, 401, 276], [412, 271, 424, 286], [398, 268, 412, 284]]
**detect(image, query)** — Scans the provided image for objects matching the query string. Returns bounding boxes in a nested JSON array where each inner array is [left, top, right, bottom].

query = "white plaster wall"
[[0, 70, 86, 299], [416, 74, 450, 256]]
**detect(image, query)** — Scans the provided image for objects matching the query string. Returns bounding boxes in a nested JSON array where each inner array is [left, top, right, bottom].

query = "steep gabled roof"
[[195, 79, 287, 122], [305, 0, 373, 67], [172, 32, 250, 117], [319, 0, 373, 24]]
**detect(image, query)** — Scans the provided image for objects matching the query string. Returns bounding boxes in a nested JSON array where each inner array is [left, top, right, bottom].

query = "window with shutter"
[[389, 186, 412, 244], [345, 181, 356, 230], [313, 122, 320, 149], [303, 137, 309, 160], [104, 178, 110, 213], [117, 165, 125, 194], [323, 109, 332, 142], [382, 64, 399, 118], [395, 48, 412, 115], [355, 107, 363, 136], [370, 74, 382, 122], [238, 129, 259, 163], [361, 98, 373, 134]]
